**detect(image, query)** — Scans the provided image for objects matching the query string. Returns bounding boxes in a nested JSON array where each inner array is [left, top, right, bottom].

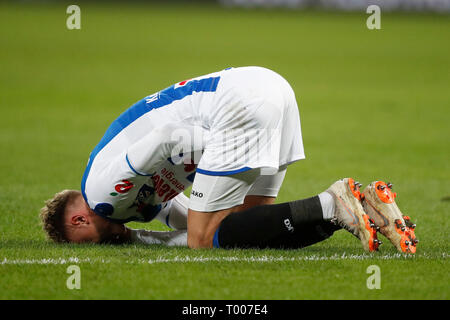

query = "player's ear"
[[70, 214, 88, 226]]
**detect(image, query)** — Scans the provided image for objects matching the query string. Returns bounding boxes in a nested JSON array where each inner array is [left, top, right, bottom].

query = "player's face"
[[67, 222, 103, 243], [65, 196, 121, 244], [66, 214, 120, 244], [93, 214, 128, 244]]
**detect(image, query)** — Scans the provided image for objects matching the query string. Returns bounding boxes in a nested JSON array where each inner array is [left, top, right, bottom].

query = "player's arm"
[[126, 124, 192, 176], [123, 192, 188, 246], [101, 225, 186, 246], [84, 124, 190, 221], [124, 193, 189, 246], [154, 193, 189, 230], [129, 228, 187, 246]]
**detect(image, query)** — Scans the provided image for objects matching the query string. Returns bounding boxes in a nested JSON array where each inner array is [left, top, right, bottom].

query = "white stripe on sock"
[[318, 191, 335, 221]]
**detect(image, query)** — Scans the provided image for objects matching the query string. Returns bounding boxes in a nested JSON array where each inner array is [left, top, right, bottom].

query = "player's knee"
[[187, 229, 214, 249]]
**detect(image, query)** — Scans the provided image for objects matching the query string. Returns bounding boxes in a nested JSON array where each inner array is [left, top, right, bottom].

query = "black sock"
[[214, 196, 341, 249], [289, 196, 324, 226]]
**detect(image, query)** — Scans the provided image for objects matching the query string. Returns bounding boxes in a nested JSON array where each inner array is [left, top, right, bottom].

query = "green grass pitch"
[[0, 2, 449, 299]]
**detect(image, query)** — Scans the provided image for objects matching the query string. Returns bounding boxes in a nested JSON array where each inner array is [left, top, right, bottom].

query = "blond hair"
[[40, 190, 81, 243]]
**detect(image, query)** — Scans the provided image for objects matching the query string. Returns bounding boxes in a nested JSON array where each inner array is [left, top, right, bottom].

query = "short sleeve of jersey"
[[82, 151, 153, 222], [81, 125, 185, 223]]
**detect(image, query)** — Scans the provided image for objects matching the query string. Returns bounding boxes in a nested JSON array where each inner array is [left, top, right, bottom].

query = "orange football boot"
[[361, 181, 418, 253], [326, 178, 381, 252]]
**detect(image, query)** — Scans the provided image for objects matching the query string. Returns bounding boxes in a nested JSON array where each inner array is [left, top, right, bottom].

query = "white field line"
[[1, 252, 447, 265]]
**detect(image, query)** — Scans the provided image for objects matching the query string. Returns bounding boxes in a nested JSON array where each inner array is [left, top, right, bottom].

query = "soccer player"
[[40, 66, 417, 253]]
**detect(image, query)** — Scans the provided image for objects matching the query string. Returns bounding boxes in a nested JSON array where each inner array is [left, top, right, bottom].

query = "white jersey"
[[81, 66, 304, 222]]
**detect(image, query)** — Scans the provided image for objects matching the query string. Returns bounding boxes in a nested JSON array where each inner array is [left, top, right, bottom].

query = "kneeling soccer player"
[[40, 66, 418, 253]]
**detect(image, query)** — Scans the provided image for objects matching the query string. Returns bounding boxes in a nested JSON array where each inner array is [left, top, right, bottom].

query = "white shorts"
[[196, 67, 305, 175], [188, 166, 287, 212]]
